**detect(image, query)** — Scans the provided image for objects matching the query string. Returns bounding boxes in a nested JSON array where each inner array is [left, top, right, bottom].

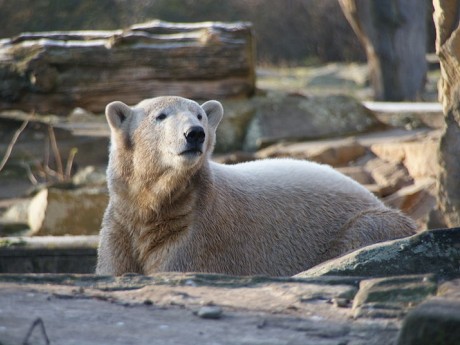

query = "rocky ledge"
[[1, 227, 460, 345]]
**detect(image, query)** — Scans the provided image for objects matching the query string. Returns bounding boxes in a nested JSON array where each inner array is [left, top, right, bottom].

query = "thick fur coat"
[[96, 96, 416, 276]]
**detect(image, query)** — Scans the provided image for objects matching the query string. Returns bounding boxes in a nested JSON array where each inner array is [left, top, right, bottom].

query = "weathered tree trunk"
[[0, 21, 255, 115], [339, 0, 427, 101], [433, 0, 460, 227]]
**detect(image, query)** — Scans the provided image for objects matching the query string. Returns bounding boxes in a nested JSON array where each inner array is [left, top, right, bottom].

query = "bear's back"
[[212, 158, 381, 206]]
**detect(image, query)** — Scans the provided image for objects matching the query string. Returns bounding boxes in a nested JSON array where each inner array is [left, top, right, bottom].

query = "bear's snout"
[[184, 126, 205, 145]]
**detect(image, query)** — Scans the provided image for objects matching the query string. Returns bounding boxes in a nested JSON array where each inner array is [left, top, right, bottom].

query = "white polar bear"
[[96, 96, 416, 276]]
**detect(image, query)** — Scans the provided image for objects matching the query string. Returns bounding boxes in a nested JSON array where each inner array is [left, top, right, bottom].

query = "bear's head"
[[105, 96, 223, 184]]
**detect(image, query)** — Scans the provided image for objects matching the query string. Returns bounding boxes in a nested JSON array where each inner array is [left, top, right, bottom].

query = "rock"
[[215, 99, 256, 152], [0, 222, 29, 237], [331, 297, 350, 308], [383, 178, 437, 229], [364, 158, 413, 197], [352, 275, 437, 319], [28, 187, 108, 236], [336, 166, 374, 185], [1, 198, 30, 224], [244, 93, 384, 150], [438, 278, 460, 299], [212, 152, 256, 165], [0, 21, 255, 114], [306, 63, 368, 88], [296, 228, 460, 280], [256, 137, 367, 166], [361, 184, 386, 197], [397, 298, 460, 345], [196, 306, 223, 319], [370, 132, 439, 179], [0, 235, 98, 273], [72, 166, 106, 186], [365, 101, 445, 130], [0, 198, 32, 236]]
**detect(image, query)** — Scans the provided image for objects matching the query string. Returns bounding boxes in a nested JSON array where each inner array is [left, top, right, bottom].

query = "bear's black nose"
[[185, 126, 205, 145]]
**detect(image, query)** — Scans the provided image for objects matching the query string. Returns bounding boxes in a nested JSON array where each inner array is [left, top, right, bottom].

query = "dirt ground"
[[0, 274, 400, 345]]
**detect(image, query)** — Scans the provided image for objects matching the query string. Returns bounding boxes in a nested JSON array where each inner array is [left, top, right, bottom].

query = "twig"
[[43, 134, 50, 183], [20, 162, 38, 185], [44, 165, 59, 178], [65, 148, 78, 180], [48, 125, 64, 181], [22, 317, 50, 345], [0, 119, 29, 172]]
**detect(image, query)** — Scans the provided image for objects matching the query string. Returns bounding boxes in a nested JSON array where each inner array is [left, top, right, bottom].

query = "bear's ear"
[[106, 101, 132, 131], [202, 100, 223, 130]]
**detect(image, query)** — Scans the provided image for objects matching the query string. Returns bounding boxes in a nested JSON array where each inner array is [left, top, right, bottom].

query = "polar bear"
[[96, 96, 416, 276]]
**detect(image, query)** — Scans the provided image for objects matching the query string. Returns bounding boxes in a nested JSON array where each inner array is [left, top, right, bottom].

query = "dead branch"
[[0, 118, 29, 172], [48, 125, 64, 181], [65, 147, 78, 180]]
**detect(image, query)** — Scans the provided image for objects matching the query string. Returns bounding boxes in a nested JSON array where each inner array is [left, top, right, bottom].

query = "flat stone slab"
[[0, 236, 98, 273], [0, 273, 403, 345]]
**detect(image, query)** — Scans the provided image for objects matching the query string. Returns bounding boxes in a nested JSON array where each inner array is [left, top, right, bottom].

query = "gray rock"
[[214, 99, 256, 152], [364, 158, 413, 197], [397, 298, 460, 345], [244, 93, 383, 150], [196, 306, 223, 319], [296, 228, 460, 279], [352, 275, 437, 319], [0, 235, 98, 273]]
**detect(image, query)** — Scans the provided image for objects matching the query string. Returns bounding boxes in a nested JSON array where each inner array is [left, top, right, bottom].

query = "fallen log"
[[0, 20, 255, 114]]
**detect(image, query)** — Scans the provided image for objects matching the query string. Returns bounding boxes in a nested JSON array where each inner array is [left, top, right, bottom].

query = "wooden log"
[[0, 20, 255, 114]]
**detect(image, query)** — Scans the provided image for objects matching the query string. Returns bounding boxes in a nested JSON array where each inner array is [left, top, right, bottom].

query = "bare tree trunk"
[[433, 0, 460, 227], [339, 0, 427, 101]]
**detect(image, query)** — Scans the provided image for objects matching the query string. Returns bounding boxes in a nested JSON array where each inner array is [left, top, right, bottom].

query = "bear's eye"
[[156, 113, 167, 121], [197, 114, 203, 120]]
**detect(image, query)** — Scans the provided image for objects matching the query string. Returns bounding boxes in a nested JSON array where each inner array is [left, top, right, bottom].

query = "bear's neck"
[[110, 159, 212, 240], [121, 162, 212, 269]]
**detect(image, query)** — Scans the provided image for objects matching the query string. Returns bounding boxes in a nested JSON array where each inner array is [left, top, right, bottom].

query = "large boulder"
[[297, 228, 460, 280], [244, 93, 384, 150]]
